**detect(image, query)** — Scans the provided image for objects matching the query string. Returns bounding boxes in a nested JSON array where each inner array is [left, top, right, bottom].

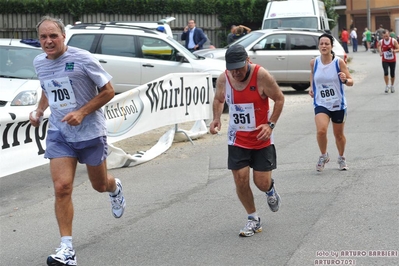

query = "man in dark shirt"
[[181, 19, 207, 52]]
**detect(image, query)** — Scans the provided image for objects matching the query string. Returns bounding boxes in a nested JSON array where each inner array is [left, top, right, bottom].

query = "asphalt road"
[[1, 50, 398, 266]]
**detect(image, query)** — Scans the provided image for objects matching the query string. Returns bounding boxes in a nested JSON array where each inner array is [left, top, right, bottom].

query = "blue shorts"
[[228, 144, 277, 171], [315, 106, 347, 124], [45, 130, 108, 166]]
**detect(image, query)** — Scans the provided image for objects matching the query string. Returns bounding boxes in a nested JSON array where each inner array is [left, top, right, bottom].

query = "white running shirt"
[[34, 46, 112, 142], [312, 56, 347, 111]]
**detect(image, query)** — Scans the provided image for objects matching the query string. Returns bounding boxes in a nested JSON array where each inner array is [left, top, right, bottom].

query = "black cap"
[[225, 44, 248, 70]]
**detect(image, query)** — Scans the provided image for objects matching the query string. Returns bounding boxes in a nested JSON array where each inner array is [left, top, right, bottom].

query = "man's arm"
[[209, 73, 226, 134], [239, 25, 251, 34], [378, 39, 383, 55], [256, 67, 285, 141], [30, 90, 49, 127], [181, 26, 188, 40], [196, 28, 207, 47], [259, 68, 284, 123], [393, 39, 399, 52], [61, 81, 115, 126]]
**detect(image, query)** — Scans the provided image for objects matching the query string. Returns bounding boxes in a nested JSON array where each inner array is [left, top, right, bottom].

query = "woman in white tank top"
[[309, 33, 354, 172]]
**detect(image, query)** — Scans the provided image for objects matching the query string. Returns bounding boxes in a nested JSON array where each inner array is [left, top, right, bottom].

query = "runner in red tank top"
[[209, 45, 285, 237], [377, 29, 399, 93], [224, 64, 271, 149]]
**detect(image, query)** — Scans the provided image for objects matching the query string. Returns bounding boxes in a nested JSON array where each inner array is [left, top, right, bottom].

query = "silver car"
[[65, 24, 225, 94], [0, 39, 43, 118], [194, 29, 347, 91]]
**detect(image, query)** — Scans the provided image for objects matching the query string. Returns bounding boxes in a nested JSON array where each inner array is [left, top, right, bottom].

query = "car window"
[[68, 34, 96, 52], [0, 46, 42, 79], [99, 35, 135, 57], [228, 32, 265, 48], [138, 36, 176, 61], [264, 18, 318, 30], [255, 34, 287, 50], [289, 34, 317, 50], [173, 33, 181, 42]]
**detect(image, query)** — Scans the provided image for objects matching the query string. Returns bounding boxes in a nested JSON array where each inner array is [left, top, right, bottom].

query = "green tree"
[[322, 0, 339, 30]]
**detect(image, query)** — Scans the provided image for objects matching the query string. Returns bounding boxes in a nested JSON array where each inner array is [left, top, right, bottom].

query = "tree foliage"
[[323, 0, 339, 30], [0, 0, 338, 29]]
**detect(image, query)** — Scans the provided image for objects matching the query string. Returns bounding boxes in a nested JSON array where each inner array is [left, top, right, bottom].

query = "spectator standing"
[[377, 29, 399, 93], [362, 30, 367, 51], [309, 33, 354, 171], [227, 25, 237, 44], [181, 19, 207, 52], [232, 25, 251, 41], [209, 45, 284, 237], [341, 27, 349, 53], [389, 29, 397, 40], [375, 24, 384, 41], [350, 27, 358, 52], [364, 27, 372, 51], [30, 16, 126, 266]]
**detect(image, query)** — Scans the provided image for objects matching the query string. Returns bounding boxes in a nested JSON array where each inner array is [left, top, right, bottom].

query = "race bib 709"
[[43, 76, 77, 110]]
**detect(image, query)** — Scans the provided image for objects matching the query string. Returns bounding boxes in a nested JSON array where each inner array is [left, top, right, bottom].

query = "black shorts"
[[315, 106, 347, 124], [228, 144, 277, 171], [382, 61, 396, 77]]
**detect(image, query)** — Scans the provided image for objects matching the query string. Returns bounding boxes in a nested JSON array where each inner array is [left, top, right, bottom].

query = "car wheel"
[[291, 83, 310, 91]]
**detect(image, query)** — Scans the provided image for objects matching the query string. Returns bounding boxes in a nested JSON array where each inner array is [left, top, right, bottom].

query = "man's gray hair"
[[36, 16, 65, 34]]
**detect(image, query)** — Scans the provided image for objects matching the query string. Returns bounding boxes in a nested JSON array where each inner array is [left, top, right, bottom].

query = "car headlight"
[[11, 90, 38, 106]]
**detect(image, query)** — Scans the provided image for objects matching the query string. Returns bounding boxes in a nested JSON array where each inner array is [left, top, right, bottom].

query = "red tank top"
[[381, 38, 396, 62], [225, 64, 272, 149]]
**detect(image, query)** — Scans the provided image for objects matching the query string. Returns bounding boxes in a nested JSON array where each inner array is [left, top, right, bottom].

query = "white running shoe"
[[109, 178, 126, 218], [385, 86, 390, 93], [239, 216, 262, 237], [338, 157, 349, 170], [316, 153, 330, 172], [391, 85, 395, 93], [47, 242, 76, 266], [266, 179, 281, 212]]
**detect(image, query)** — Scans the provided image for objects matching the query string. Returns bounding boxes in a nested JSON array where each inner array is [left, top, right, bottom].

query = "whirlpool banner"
[[0, 73, 213, 177]]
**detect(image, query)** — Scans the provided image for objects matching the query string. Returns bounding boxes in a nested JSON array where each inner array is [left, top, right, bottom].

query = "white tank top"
[[312, 56, 347, 111]]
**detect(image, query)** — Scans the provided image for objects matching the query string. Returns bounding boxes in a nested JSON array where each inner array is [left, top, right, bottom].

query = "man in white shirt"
[[350, 27, 358, 52]]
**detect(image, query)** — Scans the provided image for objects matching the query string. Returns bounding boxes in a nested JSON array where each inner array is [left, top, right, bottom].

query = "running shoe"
[[266, 179, 281, 212], [109, 178, 126, 218], [239, 216, 262, 237], [47, 242, 76, 266], [391, 85, 395, 93], [338, 156, 349, 170], [316, 153, 330, 172], [385, 86, 390, 93]]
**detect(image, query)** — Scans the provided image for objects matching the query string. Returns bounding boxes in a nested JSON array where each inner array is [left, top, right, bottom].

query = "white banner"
[[0, 73, 213, 178]]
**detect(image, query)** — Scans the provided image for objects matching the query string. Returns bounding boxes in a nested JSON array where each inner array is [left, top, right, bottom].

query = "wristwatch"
[[344, 79, 348, 84], [267, 122, 275, 129]]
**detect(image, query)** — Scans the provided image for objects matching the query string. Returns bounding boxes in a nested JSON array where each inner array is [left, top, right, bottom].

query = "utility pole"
[[367, 0, 371, 29]]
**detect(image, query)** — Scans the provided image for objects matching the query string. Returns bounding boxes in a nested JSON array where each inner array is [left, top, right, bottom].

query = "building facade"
[[335, 0, 399, 44]]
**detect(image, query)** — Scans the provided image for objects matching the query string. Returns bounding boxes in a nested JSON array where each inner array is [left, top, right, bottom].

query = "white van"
[[262, 0, 331, 33]]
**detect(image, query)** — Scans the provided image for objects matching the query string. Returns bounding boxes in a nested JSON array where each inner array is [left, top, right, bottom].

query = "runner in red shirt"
[[210, 45, 285, 237], [378, 29, 399, 93], [340, 27, 349, 54]]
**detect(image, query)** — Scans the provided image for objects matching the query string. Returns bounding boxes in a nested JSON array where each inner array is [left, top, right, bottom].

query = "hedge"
[[0, 0, 337, 29]]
